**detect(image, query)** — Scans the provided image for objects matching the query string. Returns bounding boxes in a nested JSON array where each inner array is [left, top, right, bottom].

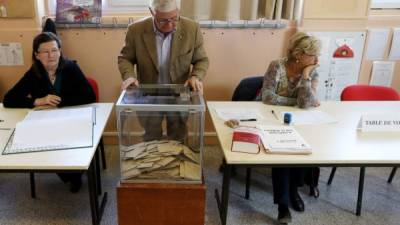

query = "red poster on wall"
[[56, 0, 102, 24], [333, 44, 354, 58]]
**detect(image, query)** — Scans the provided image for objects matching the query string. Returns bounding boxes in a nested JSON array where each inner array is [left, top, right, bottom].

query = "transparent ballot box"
[[116, 84, 205, 184]]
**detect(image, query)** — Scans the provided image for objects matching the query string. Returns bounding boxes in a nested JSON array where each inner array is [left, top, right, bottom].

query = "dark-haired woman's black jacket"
[[3, 60, 95, 108]]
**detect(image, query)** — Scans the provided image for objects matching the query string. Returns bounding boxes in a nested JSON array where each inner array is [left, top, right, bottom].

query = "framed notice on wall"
[[0, 0, 35, 18]]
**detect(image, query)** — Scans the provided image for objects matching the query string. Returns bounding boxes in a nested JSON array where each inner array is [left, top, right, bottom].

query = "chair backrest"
[[341, 85, 400, 101], [232, 76, 263, 101], [86, 77, 99, 102]]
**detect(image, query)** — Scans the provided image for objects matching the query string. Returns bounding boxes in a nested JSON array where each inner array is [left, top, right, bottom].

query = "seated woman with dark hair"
[[260, 31, 321, 224], [3, 32, 96, 192]]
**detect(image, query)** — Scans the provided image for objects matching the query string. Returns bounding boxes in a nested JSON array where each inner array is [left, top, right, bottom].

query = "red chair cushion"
[[86, 77, 99, 102], [341, 85, 400, 101]]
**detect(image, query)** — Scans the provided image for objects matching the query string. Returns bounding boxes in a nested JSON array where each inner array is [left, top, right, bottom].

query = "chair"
[[87, 77, 107, 170], [327, 84, 400, 185], [231, 76, 264, 101]]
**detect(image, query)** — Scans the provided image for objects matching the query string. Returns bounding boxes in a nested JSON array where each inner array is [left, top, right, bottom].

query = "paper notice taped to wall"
[[0, 43, 24, 66]]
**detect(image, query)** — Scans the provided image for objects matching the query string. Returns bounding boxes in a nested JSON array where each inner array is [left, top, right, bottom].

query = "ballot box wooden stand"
[[117, 181, 206, 225]]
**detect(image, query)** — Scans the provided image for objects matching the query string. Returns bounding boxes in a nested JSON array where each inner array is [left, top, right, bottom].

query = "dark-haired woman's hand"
[[34, 94, 61, 107]]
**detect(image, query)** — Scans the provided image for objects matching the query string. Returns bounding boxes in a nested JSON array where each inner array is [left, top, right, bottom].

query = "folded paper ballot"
[[121, 140, 202, 182], [183, 161, 201, 180]]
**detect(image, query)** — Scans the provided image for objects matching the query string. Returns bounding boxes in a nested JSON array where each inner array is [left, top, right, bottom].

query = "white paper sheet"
[[13, 116, 93, 149], [370, 61, 395, 86], [4, 107, 94, 154], [214, 108, 264, 121], [329, 59, 358, 100], [280, 110, 337, 125], [24, 107, 94, 122], [365, 29, 390, 60], [389, 28, 400, 60], [0, 43, 24, 66]]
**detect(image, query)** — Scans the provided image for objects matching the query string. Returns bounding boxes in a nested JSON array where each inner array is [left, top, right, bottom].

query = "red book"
[[231, 127, 261, 154]]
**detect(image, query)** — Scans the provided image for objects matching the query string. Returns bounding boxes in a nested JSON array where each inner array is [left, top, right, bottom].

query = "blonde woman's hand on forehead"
[[303, 64, 319, 79]]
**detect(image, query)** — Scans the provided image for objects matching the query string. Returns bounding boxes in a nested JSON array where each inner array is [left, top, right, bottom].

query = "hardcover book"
[[231, 126, 261, 154]]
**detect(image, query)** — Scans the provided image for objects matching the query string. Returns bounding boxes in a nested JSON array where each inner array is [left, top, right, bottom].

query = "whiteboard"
[[307, 31, 366, 101]]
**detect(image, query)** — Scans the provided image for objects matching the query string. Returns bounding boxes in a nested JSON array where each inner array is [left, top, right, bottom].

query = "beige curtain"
[[180, 0, 303, 21]]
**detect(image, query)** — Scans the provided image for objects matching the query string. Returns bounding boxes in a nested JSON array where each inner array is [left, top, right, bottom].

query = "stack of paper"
[[120, 140, 201, 182], [258, 125, 312, 155]]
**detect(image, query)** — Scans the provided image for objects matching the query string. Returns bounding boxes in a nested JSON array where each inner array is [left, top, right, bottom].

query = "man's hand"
[[34, 94, 61, 107], [184, 75, 203, 94], [121, 77, 139, 90]]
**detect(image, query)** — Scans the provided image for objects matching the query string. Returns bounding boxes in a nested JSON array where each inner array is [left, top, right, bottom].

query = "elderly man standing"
[[118, 0, 208, 91], [118, 0, 209, 141]]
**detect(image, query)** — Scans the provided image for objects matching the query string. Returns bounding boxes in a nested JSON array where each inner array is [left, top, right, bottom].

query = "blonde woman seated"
[[259, 32, 321, 224]]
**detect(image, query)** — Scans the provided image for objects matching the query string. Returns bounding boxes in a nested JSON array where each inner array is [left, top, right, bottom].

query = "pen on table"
[[271, 110, 279, 120], [240, 118, 257, 122], [0, 119, 4, 122]]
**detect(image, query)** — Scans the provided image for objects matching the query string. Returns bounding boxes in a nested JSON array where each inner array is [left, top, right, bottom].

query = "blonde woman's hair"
[[149, 0, 179, 12], [287, 32, 321, 60]]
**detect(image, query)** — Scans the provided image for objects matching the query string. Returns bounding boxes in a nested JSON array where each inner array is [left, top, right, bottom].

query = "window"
[[371, 0, 400, 9], [46, 0, 149, 15], [104, 0, 149, 13], [108, 0, 148, 7]]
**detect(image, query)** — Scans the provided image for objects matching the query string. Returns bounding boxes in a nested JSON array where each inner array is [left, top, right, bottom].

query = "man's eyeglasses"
[[37, 48, 60, 56], [155, 16, 180, 25]]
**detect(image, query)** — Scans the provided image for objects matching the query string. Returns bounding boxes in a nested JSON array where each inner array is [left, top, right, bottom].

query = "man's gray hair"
[[149, 0, 179, 12]]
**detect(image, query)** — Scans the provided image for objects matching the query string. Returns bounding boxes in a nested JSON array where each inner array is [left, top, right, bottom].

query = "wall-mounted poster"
[[305, 31, 366, 101], [56, 0, 102, 24], [0, 43, 24, 66]]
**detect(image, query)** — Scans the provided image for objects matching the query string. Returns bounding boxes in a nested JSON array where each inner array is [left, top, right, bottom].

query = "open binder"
[[2, 107, 94, 155]]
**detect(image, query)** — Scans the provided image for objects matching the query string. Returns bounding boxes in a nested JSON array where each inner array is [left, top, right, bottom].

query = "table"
[[0, 103, 113, 225], [207, 101, 400, 225]]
